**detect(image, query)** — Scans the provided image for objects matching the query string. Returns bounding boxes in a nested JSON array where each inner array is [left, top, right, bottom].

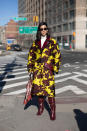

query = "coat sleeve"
[[27, 42, 35, 73], [52, 39, 61, 74]]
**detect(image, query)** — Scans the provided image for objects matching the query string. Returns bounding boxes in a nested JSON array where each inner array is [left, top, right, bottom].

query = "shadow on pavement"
[[73, 109, 87, 131], [24, 96, 50, 115], [0, 58, 23, 93]]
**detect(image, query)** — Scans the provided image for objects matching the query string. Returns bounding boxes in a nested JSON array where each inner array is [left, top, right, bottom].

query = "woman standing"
[[27, 22, 61, 120]]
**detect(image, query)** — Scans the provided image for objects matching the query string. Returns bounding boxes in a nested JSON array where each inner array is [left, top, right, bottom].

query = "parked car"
[[11, 44, 22, 51]]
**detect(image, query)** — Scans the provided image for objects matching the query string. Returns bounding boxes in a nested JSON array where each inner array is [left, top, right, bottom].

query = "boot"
[[48, 97, 56, 120], [37, 96, 44, 115]]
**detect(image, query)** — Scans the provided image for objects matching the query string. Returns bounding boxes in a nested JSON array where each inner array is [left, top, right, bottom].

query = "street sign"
[[19, 26, 38, 34], [13, 17, 27, 21], [7, 39, 14, 44]]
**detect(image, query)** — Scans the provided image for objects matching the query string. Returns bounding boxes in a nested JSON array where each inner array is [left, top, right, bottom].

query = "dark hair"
[[36, 22, 50, 41]]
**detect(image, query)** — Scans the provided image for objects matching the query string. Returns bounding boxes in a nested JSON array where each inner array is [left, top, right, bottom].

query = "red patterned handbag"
[[23, 79, 32, 105]]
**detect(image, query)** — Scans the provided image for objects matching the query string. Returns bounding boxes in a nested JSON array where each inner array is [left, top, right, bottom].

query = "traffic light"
[[33, 16, 39, 23], [73, 32, 75, 37]]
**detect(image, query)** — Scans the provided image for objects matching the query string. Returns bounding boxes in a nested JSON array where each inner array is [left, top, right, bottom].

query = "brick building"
[[5, 20, 18, 44]]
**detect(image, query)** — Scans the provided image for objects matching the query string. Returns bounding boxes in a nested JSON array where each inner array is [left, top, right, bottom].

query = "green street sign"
[[13, 17, 27, 21], [19, 26, 38, 34]]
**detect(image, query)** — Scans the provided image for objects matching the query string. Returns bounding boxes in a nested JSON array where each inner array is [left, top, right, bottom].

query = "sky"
[[0, 0, 18, 26]]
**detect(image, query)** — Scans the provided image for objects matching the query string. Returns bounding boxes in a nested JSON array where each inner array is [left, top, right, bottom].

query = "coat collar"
[[36, 37, 50, 49]]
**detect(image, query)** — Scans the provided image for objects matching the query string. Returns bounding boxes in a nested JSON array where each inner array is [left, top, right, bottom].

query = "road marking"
[[0, 67, 27, 73], [0, 65, 27, 69], [1, 81, 27, 90], [73, 72, 87, 77], [84, 65, 87, 67], [4, 89, 26, 95], [54, 72, 72, 78], [82, 69, 87, 72], [0, 71, 28, 78], [55, 74, 80, 83], [4, 85, 87, 95], [0, 75, 29, 82], [55, 85, 87, 95], [72, 77, 87, 85], [63, 63, 80, 68], [75, 62, 80, 63]]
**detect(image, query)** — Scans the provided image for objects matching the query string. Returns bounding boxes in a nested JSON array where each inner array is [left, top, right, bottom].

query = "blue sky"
[[0, 0, 18, 25]]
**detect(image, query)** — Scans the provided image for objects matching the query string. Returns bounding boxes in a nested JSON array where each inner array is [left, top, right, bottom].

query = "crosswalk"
[[0, 55, 87, 96]]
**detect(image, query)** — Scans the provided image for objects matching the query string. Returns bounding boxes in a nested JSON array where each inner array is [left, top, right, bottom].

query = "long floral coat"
[[27, 37, 61, 97]]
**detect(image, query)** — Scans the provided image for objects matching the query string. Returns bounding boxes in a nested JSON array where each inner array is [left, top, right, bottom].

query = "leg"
[[48, 97, 56, 120], [37, 96, 44, 115]]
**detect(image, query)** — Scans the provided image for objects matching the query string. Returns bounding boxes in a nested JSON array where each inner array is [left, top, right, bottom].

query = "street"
[[0, 50, 87, 100], [0, 50, 87, 131]]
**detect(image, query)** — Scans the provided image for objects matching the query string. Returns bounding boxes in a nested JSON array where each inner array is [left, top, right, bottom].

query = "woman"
[[27, 22, 61, 120]]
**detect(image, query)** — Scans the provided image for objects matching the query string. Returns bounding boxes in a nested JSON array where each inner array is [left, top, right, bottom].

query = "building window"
[[69, 22, 75, 30], [85, 35, 87, 48], [86, 10, 87, 17], [63, 12, 68, 21], [69, 10, 75, 19], [63, 1, 68, 9], [86, 22, 87, 29], [53, 27, 56, 32], [57, 15, 62, 22], [69, 0, 75, 5], [57, 25, 62, 32], [63, 24, 68, 31]]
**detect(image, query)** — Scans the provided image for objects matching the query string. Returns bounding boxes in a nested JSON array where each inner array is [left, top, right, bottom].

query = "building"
[[46, 0, 87, 50], [5, 20, 18, 44], [0, 26, 6, 44], [25, 0, 46, 25], [18, 0, 46, 25], [18, 0, 46, 47]]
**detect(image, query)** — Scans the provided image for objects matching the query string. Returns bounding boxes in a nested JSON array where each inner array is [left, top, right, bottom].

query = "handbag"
[[23, 79, 32, 105]]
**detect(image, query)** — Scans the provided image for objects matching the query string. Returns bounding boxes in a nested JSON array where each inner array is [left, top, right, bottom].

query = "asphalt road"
[[0, 50, 87, 101]]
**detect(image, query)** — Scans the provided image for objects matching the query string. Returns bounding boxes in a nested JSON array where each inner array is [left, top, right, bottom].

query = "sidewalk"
[[0, 95, 87, 131], [61, 48, 87, 53]]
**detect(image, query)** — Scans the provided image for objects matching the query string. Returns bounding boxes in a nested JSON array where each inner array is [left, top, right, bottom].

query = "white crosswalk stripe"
[[0, 57, 87, 96]]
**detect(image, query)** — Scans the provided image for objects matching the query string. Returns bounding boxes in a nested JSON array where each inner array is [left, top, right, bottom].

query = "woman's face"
[[40, 25, 48, 36]]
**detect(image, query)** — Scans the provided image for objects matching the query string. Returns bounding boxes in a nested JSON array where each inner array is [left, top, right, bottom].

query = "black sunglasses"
[[40, 28, 48, 31]]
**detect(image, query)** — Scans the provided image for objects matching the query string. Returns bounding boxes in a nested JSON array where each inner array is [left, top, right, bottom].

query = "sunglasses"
[[40, 28, 48, 31]]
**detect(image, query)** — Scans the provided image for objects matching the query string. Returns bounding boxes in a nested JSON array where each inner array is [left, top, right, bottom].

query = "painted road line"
[[55, 85, 87, 95], [84, 65, 87, 67], [72, 77, 87, 85], [0, 65, 27, 69], [55, 74, 80, 83], [4, 89, 26, 95], [75, 62, 80, 63], [54, 72, 72, 78], [4, 85, 87, 96], [1, 73, 71, 82], [2, 81, 27, 90], [0, 75, 29, 82], [0, 67, 27, 73], [0, 71, 28, 78], [73, 72, 87, 77], [82, 69, 87, 72]]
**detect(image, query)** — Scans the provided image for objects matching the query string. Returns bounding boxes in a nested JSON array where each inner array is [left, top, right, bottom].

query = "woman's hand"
[[28, 72, 33, 80]]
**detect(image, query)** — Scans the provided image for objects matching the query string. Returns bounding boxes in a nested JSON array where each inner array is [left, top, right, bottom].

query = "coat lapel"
[[42, 37, 50, 49], [36, 37, 50, 50]]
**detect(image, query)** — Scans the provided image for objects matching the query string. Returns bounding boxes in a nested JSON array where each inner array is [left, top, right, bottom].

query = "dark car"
[[11, 44, 22, 51]]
